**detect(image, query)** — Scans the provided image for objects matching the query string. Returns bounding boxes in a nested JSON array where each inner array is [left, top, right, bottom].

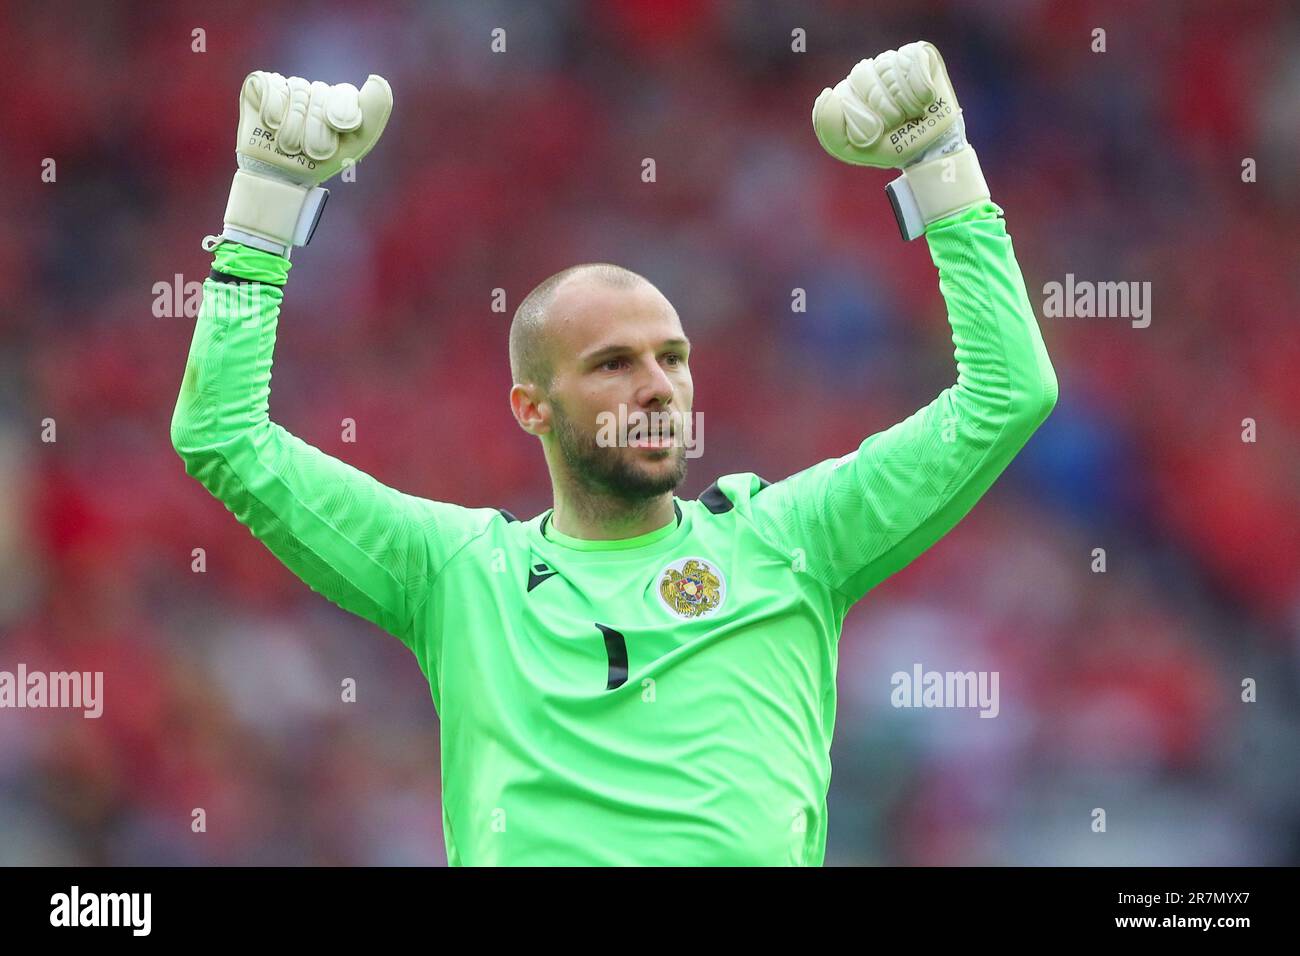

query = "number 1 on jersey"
[[595, 623, 628, 690]]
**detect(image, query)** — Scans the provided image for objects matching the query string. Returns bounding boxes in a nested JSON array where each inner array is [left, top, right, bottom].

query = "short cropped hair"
[[509, 263, 651, 390]]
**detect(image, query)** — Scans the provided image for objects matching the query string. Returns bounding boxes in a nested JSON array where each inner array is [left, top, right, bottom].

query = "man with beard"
[[508, 263, 694, 540], [172, 43, 1056, 866]]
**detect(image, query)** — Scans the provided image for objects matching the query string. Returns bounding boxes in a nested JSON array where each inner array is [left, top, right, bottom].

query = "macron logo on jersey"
[[527, 562, 559, 592]]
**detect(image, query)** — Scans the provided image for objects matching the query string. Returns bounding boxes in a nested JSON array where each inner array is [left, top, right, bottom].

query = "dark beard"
[[551, 400, 688, 502]]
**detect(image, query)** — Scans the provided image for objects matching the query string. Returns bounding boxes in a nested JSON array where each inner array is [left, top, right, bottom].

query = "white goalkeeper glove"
[[812, 41, 989, 240], [211, 70, 393, 258]]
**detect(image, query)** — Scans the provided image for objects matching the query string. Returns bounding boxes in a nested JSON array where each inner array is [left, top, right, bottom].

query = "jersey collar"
[[540, 500, 683, 552]]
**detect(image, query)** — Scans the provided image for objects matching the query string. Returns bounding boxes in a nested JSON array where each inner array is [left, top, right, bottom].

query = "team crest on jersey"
[[656, 557, 725, 619]]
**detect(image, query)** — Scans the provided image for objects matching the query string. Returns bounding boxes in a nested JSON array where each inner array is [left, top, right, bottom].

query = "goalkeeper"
[[172, 44, 1057, 866]]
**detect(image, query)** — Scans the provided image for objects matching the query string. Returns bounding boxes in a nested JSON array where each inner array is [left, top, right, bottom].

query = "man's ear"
[[509, 382, 550, 436]]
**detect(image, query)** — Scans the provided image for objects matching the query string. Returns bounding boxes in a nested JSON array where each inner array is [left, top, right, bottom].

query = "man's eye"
[[601, 358, 627, 371], [664, 352, 684, 366]]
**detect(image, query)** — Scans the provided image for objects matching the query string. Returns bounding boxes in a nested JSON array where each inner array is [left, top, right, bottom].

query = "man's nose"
[[634, 358, 675, 407]]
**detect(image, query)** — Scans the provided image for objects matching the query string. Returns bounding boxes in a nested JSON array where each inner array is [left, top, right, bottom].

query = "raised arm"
[[170, 71, 494, 650], [747, 201, 1056, 608], [742, 42, 1057, 611]]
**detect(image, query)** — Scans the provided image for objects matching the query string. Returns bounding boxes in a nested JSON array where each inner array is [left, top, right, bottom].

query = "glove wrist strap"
[[222, 169, 330, 255], [219, 228, 292, 258], [885, 145, 990, 240]]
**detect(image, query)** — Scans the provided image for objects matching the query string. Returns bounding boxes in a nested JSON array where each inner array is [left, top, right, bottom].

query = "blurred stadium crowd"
[[1, 0, 1297, 864]]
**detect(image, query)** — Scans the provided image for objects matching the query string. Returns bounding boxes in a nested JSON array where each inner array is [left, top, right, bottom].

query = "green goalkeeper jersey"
[[171, 202, 1056, 866]]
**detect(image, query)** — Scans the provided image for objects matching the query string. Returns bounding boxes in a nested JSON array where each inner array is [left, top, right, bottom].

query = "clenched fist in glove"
[[812, 41, 988, 240], [216, 71, 393, 257]]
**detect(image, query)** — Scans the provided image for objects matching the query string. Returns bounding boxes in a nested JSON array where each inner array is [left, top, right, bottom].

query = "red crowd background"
[[0, 0, 1296, 864]]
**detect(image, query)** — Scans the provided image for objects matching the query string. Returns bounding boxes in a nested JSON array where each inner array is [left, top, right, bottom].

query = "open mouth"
[[624, 411, 679, 449], [627, 432, 675, 449]]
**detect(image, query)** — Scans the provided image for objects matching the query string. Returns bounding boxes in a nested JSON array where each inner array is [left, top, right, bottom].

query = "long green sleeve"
[[744, 201, 1058, 612], [169, 241, 495, 651]]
